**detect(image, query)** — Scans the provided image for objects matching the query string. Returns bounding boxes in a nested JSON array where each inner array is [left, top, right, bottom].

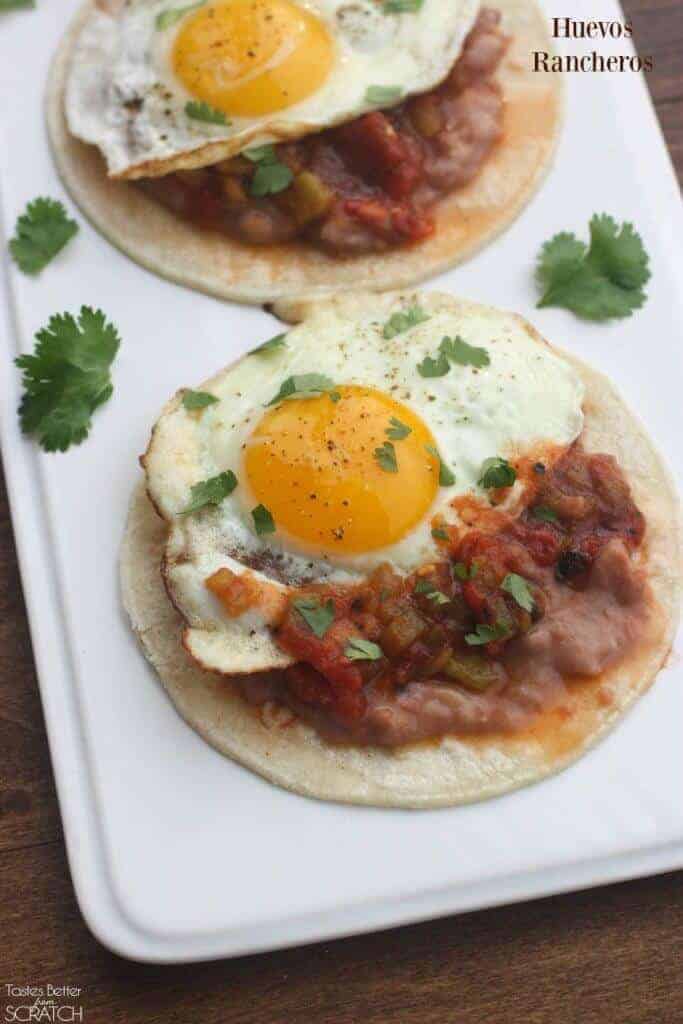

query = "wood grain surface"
[[1, 1, 681, 1019]]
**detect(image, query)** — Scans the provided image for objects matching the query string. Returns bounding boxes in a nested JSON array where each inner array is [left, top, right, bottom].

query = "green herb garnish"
[[365, 85, 403, 106], [454, 561, 477, 581], [244, 144, 293, 197], [501, 573, 535, 613], [414, 579, 449, 605], [383, 0, 423, 10], [431, 526, 449, 541], [344, 637, 384, 661], [180, 471, 237, 515], [382, 305, 429, 339], [252, 503, 276, 535], [15, 307, 119, 452], [182, 390, 218, 411], [374, 441, 398, 473], [267, 374, 337, 406], [478, 456, 516, 489], [425, 445, 455, 486], [251, 333, 287, 356], [465, 622, 508, 647], [439, 335, 490, 368], [185, 100, 230, 126], [536, 215, 650, 321], [386, 417, 411, 441], [293, 597, 335, 638], [532, 505, 559, 523], [417, 334, 489, 377], [416, 351, 449, 378], [156, 1, 205, 29], [10, 198, 78, 275], [0, 0, 35, 10]]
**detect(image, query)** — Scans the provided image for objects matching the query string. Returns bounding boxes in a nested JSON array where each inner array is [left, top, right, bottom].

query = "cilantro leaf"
[[417, 352, 449, 378], [465, 622, 508, 647], [431, 526, 449, 541], [10, 198, 78, 275], [382, 305, 429, 339], [156, 1, 204, 29], [365, 85, 403, 105], [344, 637, 384, 661], [180, 471, 237, 515], [252, 503, 276, 535], [267, 374, 337, 406], [251, 333, 287, 356], [15, 307, 119, 453], [418, 334, 489, 377], [374, 441, 398, 473], [182, 390, 218, 411], [244, 145, 293, 196], [185, 100, 230, 126], [502, 573, 535, 613], [532, 504, 559, 523], [293, 596, 335, 638], [439, 335, 490, 368], [426, 445, 455, 486], [536, 215, 650, 320], [454, 561, 477, 581], [386, 416, 411, 441], [250, 163, 293, 197], [244, 144, 278, 163], [414, 579, 449, 605], [0, 0, 35, 10], [478, 456, 516, 489], [383, 0, 423, 10]]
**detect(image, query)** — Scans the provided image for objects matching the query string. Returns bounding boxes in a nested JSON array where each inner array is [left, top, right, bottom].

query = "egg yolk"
[[173, 0, 334, 118], [244, 385, 441, 554]]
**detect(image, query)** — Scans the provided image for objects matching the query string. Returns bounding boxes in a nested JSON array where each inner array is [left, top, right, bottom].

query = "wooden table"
[[1, 2, 681, 1019]]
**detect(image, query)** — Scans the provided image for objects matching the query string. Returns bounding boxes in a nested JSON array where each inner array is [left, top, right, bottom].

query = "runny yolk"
[[173, 0, 334, 118], [244, 385, 441, 554]]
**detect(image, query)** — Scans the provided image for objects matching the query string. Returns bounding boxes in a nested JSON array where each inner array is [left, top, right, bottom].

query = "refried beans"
[[140, 8, 509, 255]]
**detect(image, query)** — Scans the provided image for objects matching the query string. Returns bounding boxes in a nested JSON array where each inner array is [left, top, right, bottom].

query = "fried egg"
[[65, 0, 480, 178], [143, 291, 585, 674]]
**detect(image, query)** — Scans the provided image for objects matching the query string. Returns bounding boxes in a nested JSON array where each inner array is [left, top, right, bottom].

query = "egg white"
[[65, 0, 481, 178]]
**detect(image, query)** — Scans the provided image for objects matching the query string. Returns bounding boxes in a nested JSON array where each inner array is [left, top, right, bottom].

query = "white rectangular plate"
[[1, 0, 681, 963]]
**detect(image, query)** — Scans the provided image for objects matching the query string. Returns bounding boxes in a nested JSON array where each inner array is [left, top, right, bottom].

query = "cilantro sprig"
[[267, 374, 338, 406], [383, 0, 423, 11], [536, 215, 650, 320], [374, 441, 398, 473], [417, 335, 489, 377], [478, 456, 516, 490], [251, 333, 287, 356], [465, 622, 508, 647], [252, 503, 276, 535], [425, 444, 455, 486], [382, 305, 429, 339], [185, 100, 230, 126], [182, 390, 218, 411], [414, 579, 449, 605], [345, 637, 383, 661], [501, 573, 535, 614], [293, 596, 335, 638], [15, 307, 119, 453], [10, 198, 78, 275], [244, 144, 293, 197], [180, 471, 237, 515], [386, 417, 411, 441]]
